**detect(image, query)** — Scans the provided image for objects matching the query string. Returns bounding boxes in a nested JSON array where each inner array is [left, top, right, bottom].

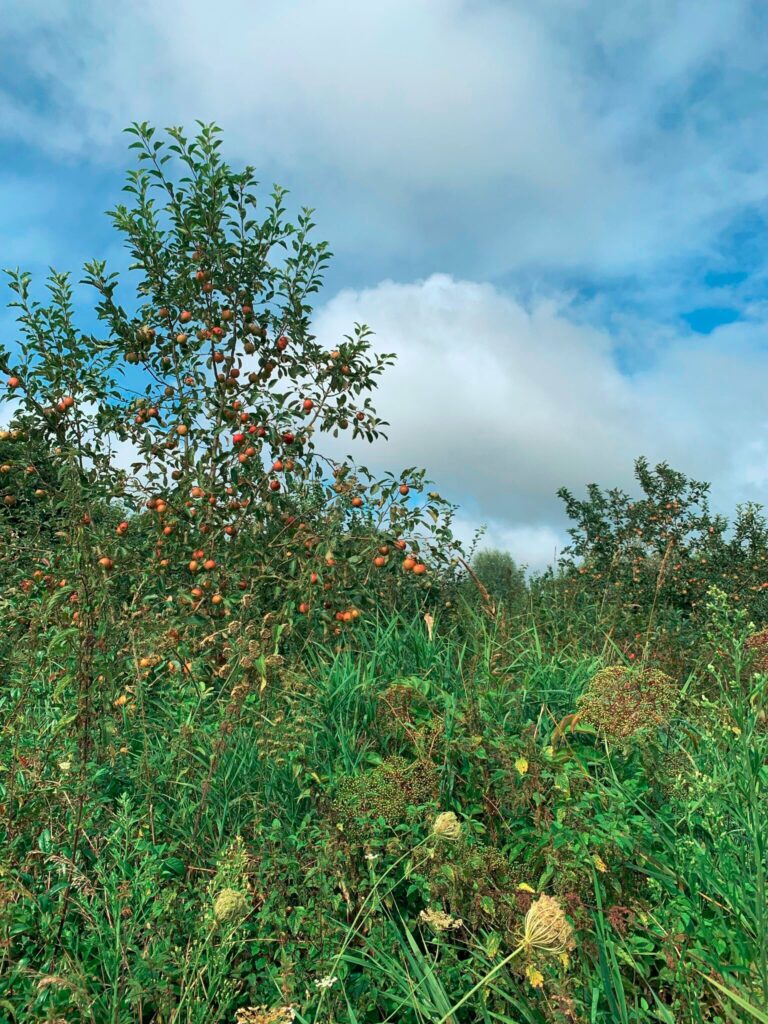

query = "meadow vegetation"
[[1, 124, 768, 1024]]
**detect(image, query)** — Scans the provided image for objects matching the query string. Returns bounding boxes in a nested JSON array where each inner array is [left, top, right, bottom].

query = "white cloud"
[[452, 514, 565, 573], [3, 0, 768, 285], [312, 273, 768, 568]]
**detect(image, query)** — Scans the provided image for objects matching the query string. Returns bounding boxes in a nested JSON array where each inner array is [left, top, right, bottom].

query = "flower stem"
[[435, 942, 525, 1024]]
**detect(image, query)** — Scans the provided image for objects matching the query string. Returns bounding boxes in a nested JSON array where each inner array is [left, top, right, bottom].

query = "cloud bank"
[[3, 0, 768, 290], [313, 273, 768, 568]]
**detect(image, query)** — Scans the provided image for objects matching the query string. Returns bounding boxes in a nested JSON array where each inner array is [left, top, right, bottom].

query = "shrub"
[[470, 548, 528, 610], [576, 664, 679, 742]]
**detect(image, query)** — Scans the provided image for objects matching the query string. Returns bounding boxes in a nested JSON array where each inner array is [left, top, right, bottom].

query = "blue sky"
[[4, 0, 768, 567]]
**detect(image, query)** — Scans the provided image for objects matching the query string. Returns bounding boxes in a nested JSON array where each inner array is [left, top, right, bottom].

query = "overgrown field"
[[2, 123, 768, 1023], [3, 597, 768, 1023]]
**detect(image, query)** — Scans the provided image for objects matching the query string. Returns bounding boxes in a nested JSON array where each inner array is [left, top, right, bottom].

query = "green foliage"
[[555, 456, 768, 654], [470, 547, 528, 610]]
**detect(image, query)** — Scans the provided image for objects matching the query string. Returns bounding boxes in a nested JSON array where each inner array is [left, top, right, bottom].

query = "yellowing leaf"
[[525, 965, 544, 989], [423, 612, 435, 640]]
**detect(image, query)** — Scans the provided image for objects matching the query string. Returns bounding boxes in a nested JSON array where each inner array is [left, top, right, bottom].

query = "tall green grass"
[[2, 598, 767, 1022]]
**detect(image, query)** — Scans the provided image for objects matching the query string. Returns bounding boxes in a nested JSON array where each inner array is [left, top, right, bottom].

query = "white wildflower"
[[313, 974, 338, 991]]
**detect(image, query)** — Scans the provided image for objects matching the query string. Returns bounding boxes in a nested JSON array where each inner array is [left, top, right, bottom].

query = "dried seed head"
[[419, 907, 463, 932], [577, 665, 678, 741], [432, 811, 462, 841], [235, 1007, 296, 1024], [522, 894, 574, 955]]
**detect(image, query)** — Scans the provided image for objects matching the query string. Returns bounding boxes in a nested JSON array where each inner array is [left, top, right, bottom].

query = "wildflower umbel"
[[434, 892, 575, 1024], [313, 974, 338, 990], [419, 907, 463, 932], [521, 895, 574, 955], [432, 811, 461, 841]]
